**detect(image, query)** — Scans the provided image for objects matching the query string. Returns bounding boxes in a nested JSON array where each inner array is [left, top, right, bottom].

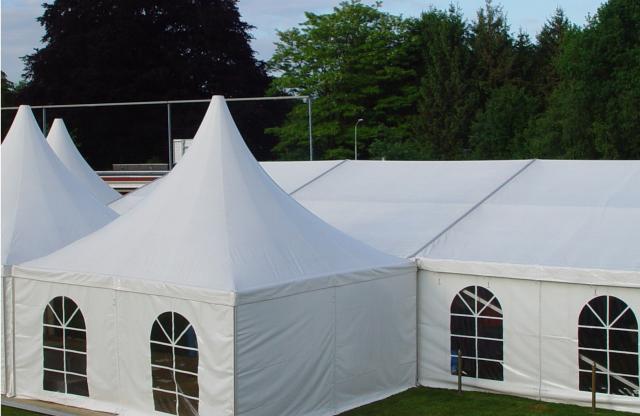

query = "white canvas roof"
[[292, 159, 532, 257], [17, 97, 411, 304], [260, 160, 345, 193], [420, 160, 640, 277], [1, 106, 118, 266], [47, 118, 121, 204], [108, 177, 162, 214]]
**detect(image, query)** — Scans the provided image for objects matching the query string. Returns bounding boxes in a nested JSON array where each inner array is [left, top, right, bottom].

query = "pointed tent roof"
[[18, 96, 411, 303], [47, 118, 121, 204], [1, 106, 118, 266]]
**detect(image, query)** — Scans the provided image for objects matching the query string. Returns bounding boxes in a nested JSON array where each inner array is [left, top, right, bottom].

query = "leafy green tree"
[[526, 0, 640, 159], [268, 1, 419, 160], [411, 6, 472, 159], [470, 84, 538, 158], [19, 0, 275, 168], [533, 8, 573, 100]]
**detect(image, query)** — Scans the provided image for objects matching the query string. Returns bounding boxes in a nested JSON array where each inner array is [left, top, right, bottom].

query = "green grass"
[[2, 388, 636, 415], [341, 387, 636, 416]]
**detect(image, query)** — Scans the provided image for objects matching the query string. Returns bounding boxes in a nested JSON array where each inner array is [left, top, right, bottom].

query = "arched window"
[[578, 296, 638, 396], [450, 285, 503, 381], [150, 312, 199, 415], [42, 296, 88, 396]]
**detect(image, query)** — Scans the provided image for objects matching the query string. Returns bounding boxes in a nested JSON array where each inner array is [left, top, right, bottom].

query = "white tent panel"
[[47, 118, 122, 204], [260, 160, 345, 193], [421, 160, 640, 273], [1, 106, 117, 266], [109, 178, 163, 214], [292, 160, 532, 257]]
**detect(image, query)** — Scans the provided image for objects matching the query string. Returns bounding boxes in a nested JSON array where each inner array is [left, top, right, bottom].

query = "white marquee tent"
[[47, 118, 122, 204], [1, 106, 118, 395], [9, 96, 416, 415]]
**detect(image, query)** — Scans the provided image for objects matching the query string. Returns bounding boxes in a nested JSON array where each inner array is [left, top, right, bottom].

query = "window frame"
[[42, 296, 89, 396]]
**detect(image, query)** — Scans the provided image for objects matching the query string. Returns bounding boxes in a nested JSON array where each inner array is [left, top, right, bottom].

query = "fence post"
[[307, 97, 313, 161], [42, 108, 47, 135], [591, 361, 596, 412], [457, 348, 462, 395]]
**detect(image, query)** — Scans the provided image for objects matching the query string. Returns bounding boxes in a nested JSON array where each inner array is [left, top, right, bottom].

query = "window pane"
[[479, 297, 502, 318], [43, 370, 65, 393], [578, 327, 606, 349], [579, 306, 602, 327], [178, 395, 199, 416], [152, 320, 170, 343], [65, 329, 86, 353], [173, 314, 190, 342], [579, 371, 608, 393], [43, 305, 61, 326], [63, 297, 78, 324], [451, 336, 475, 358], [66, 374, 89, 396], [451, 294, 472, 315], [153, 389, 177, 415], [477, 318, 502, 339], [612, 309, 638, 330], [477, 339, 503, 360], [588, 297, 607, 326], [451, 316, 475, 336], [578, 349, 607, 371], [151, 342, 174, 368], [478, 360, 503, 381], [65, 352, 87, 375], [461, 287, 476, 314], [460, 357, 477, 378], [609, 375, 639, 397], [44, 348, 64, 371], [175, 372, 199, 398], [609, 330, 638, 352], [176, 327, 197, 349], [67, 309, 86, 330], [157, 312, 174, 337], [174, 347, 198, 374], [43, 326, 64, 349], [609, 352, 639, 376], [50, 297, 64, 320], [609, 297, 628, 326], [152, 366, 176, 391]]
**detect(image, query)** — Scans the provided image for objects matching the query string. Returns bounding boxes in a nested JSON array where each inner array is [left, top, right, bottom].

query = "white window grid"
[[578, 296, 639, 397], [151, 312, 199, 415], [451, 286, 504, 378], [43, 297, 87, 394]]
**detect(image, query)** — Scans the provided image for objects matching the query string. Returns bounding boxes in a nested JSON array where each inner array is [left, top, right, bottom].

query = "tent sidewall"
[[418, 267, 640, 413]]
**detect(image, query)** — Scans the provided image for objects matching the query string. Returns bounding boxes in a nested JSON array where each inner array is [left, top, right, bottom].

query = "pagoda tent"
[[11, 96, 416, 415], [416, 160, 640, 412], [109, 177, 163, 214], [1, 106, 118, 396], [47, 118, 121, 204]]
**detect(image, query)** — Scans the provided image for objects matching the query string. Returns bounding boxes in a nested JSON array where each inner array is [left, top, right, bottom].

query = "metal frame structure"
[[2, 95, 314, 164]]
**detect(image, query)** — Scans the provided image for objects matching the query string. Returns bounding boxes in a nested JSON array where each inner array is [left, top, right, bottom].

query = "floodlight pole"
[[354, 118, 364, 160], [167, 103, 173, 168], [308, 97, 313, 161], [42, 108, 47, 135]]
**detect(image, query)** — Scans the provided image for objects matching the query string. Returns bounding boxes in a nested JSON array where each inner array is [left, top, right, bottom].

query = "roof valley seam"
[[289, 159, 348, 195], [408, 158, 538, 258]]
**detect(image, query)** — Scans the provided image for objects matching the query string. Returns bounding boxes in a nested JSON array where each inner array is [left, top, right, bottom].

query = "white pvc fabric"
[[47, 118, 122, 204], [418, 269, 640, 413], [10, 96, 416, 415]]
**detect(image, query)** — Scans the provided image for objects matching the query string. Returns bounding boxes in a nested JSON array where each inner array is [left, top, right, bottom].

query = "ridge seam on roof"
[[290, 159, 348, 195], [408, 159, 538, 258]]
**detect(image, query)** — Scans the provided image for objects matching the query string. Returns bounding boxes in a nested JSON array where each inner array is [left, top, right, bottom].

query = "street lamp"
[[354, 118, 364, 160]]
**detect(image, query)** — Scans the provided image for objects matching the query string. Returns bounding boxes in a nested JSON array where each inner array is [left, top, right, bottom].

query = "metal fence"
[[1, 95, 314, 165]]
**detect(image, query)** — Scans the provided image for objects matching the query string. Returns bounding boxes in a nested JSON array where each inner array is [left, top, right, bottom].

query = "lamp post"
[[354, 118, 364, 160]]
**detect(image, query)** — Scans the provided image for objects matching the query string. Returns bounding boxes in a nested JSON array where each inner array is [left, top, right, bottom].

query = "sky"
[[1, 0, 605, 83]]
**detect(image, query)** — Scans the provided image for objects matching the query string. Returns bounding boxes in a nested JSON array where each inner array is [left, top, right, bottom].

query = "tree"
[[268, 1, 419, 160], [533, 8, 573, 100], [19, 0, 275, 168], [526, 0, 640, 159], [412, 6, 472, 159]]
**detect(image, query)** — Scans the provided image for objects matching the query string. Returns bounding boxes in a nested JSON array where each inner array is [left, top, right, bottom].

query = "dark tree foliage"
[[18, 0, 277, 168]]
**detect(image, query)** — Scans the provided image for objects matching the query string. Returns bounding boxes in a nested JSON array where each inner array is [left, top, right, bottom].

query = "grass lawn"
[[2, 388, 636, 415]]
